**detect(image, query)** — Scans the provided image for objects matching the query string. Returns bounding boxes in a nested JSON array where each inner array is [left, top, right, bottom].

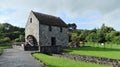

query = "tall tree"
[[79, 30, 90, 41], [86, 32, 97, 42], [68, 23, 77, 31]]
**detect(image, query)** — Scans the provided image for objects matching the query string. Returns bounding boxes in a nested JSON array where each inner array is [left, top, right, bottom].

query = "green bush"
[[15, 35, 25, 42], [0, 37, 11, 43], [113, 36, 120, 44]]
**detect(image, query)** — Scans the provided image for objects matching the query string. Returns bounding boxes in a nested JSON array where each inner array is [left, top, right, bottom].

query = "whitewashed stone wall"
[[25, 12, 40, 46]]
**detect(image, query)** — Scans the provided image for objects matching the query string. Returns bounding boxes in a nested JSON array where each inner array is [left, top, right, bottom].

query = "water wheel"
[[27, 35, 37, 46], [25, 35, 38, 50]]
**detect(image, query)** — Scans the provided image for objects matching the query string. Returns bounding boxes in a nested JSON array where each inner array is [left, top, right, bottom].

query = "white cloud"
[[0, 0, 120, 30]]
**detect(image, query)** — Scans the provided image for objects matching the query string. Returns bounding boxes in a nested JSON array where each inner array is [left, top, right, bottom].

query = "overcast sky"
[[0, 0, 120, 30]]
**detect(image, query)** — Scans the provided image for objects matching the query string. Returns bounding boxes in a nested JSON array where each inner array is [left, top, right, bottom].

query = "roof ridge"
[[31, 11, 68, 27], [32, 11, 59, 18]]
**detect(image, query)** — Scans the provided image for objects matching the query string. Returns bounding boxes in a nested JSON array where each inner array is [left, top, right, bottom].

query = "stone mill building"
[[25, 11, 68, 53]]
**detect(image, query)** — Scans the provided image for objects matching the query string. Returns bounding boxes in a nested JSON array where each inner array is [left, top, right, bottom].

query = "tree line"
[[0, 23, 120, 45], [69, 24, 120, 44], [0, 23, 25, 44]]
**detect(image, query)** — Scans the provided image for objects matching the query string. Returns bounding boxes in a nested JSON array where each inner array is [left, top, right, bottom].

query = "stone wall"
[[13, 42, 39, 51], [53, 53, 120, 67], [12, 45, 25, 50], [40, 45, 62, 54], [25, 11, 40, 47], [12, 42, 25, 50], [25, 11, 68, 53], [39, 24, 68, 47]]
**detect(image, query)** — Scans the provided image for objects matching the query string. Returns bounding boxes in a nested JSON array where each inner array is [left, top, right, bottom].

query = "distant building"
[[25, 11, 68, 53]]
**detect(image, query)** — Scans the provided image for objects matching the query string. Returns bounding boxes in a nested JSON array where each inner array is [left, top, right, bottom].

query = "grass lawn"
[[0, 49, 3, 55], [33, 53, 108, 67], [0, 44, 12, 55], [64, 43, 120, 59]]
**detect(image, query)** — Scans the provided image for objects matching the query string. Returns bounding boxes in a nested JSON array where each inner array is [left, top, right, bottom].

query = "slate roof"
[[32, 11, 68, 27]]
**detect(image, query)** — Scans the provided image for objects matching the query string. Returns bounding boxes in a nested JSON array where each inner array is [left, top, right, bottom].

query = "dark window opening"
[[60, 27, 62, 32], [30, 18, 32, 23], [51, 37, 56, 46], [49, 26, 52, 31]]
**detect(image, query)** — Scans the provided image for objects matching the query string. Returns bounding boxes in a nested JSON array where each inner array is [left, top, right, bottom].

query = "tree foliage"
[[86, 32, 97, 42], [69, 24, 120, 44], [68, 23, 77, 31], [0, 23, 25, 44]]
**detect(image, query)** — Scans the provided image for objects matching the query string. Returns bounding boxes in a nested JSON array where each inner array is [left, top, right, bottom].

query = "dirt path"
[[0, 49, 41, 67]]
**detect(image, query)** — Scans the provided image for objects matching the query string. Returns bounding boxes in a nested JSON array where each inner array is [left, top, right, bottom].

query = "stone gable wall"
[[25, 12, 40, 46]]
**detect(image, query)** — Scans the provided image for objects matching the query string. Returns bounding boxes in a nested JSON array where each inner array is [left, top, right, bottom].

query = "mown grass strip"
[[64, 43, 120, 59], [33, 53, 108, 67], [0, 45, 12, 49], [0, 45, 12, 55], [0, 49, 3, 55]]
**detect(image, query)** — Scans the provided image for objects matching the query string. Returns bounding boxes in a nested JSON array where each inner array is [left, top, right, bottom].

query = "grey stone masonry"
[[39, 24, 68, 47], [53, 53, 120, 67], [25, 11, 68, 53]]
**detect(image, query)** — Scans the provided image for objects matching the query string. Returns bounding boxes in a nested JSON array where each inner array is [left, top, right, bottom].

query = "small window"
[[30, 18, 32, 23], [60, 27, 62, 32], [49, 26, 52, 31]]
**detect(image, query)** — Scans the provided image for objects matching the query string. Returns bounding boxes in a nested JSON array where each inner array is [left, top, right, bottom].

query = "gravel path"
[[0, 49, 41, 67]]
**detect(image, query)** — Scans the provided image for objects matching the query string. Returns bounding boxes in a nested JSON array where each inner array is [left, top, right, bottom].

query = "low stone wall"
[[40, 45, 62, 54], [13, 42, 39, 51], [13, 42, 25, 50], [24, 46, 38, 51], [53, 53, 120, 67], [12, 45, 25, 50]]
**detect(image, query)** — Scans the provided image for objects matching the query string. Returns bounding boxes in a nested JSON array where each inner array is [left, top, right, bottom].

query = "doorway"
[[51, 37, 56, 46]]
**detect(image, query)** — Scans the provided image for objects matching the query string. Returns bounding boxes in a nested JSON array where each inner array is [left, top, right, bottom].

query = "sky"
[[0, 0, 120, 30]]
